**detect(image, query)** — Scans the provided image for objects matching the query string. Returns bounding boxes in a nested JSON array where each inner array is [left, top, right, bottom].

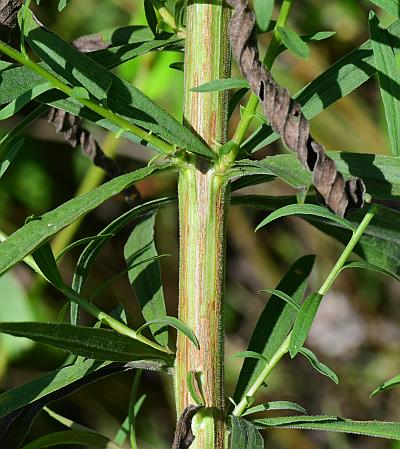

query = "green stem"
[[318, 205, 378, 295], [0, 41, 175, 156], [224, 0, 295, 164], [232, 204, 378, 417]]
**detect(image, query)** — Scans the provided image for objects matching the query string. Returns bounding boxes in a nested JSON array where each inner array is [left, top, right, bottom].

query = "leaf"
[[0, 322, 171, 362], [31, 242, 63, 288], [370, 12, 400, 156], [289, 292, 323, 357], [21, 430, 121, 449], [230, 174, 274, 191], [57, 0, 70, 11], [55, 234, 114, 261], [191, 78, 249, 92], [22, 11, 214, 159], [228, 87, 249, 119], [341, 261, 400, 281], [277, 26, 310, 59], [276, 31, 336, 57], [233, 255, 315, 403], [0, 139, 23, 179], [259, 289, 300, 311], [229, 416, 264, 449], [70, 86, 90, 100], [231, 351, 268, 362], [255, 204, 354, 232], [0, 164, 173, 277], [253, 415, 400, 440], [369, 0, 400, 17], [254, 0, 274, 32], [242, 401, 307, 417], [232, 195, 400, 278], [124, 212, 167, 345], [0, 81, 52, 120], [144, 0, 158, 36], [137, 316, 199, 349], [71, 197, 174, 324], [298, 347, 339, 384], [371, 373, 400, 397]]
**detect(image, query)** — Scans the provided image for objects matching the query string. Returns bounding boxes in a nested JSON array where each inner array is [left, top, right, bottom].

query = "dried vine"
[[227, 0, 365, 217]]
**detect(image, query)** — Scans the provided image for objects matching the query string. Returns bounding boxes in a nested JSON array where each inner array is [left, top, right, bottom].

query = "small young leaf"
[[70, 86, 90, 100], [186, 371, 204, 406], [0, 322, 170, 362], [255, 204, 355, 232], [137, 316, 199, 349], [230, 416, 264, 449], [254, 0, 274, 32], [289, 292, 323, 357], [191, 78, 249, 92], [253, 415, 400, 440], [341, 261, 400, 282], [242, 401, 307, 417], [298, 347, 339, 384], [276, 31, 336, 57], [231, 351, 268, 362], [277, 26, 310, 59], [58, 0, 70, 11], [228, 87, 249, 119], [371, 373, 400, 398], [259, 289, 300, 311]]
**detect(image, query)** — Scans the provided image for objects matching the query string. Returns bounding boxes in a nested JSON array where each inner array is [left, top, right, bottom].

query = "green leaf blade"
[[254, 0, 274, 32], [278, 26, 310, 59], [371, 373, 400, 397], [298, 347, 339, 384], [191, 78, 249, 93], [230, 416, 264, 449]]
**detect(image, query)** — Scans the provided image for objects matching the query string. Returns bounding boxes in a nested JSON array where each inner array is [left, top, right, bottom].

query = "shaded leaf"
[[0, 322, 171, 362], [0, 164, 173, 277], [124, 212, 167, 345], [0, 139, 23, 179], [31, 242, 63, 288], [298, 347, 339, 384], [230, 416, 264, 449], [242, 401, 307, 417], [253, 415, 400, 440], [369, 12, 400, 156], [259, 289, 300, 311], [231, 351, 268, 362], [289, 292, 323, 357], [233, 256, 315, 403]]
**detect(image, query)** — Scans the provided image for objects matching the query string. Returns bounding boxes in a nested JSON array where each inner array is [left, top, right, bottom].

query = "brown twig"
[[227, 0, 365, 217]]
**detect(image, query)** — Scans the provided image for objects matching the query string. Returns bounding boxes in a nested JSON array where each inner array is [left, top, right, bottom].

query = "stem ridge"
[[227, 0, 365, 217]]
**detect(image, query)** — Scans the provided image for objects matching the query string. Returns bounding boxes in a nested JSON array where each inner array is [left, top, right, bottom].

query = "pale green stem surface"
[[176, 1, 231, 448], [232, 205, 377, 417]]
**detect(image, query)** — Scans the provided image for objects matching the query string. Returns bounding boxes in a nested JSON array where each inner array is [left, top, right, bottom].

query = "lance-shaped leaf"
[[254, 0, 274, 32], [233, 256, 314, 403], [242, 401, 307, 417], [0, 164, 173, 277], [0, 322, 171, 362], [124, 212, 167, 345], [369, 12, 400, 156], [191, 78, 249, 92], [253, 415, 400, 440], [278, 26, 310, 59], [371, 373, 400, 398], [22, 10, 214, 159], [229, 416, 264, 449], [298, 347, 339, 384]]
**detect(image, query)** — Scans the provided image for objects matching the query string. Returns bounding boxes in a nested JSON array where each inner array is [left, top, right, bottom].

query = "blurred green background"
[[0, 0, 399, 448]]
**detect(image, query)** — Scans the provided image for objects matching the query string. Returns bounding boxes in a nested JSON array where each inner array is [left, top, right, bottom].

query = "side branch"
[[227, 0, 365, 217]]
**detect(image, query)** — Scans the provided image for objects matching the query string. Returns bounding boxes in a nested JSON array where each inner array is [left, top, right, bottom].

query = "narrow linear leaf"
[[254, 415, 400, 440], [256, 204, 354, 232], [289, 292, 323, 357], [371, 373, 400, 398], [341, 261, 400, 281], [191, 78, 249, 93], [259, 289, 300, 311], [254, 0, 274, 32], [56, 234, 114, 262], [21, 430, 121, 449], [233, 255, 315, 403], [137, 316, 199, 349], [124, 211, 167, 345], [31, 241, 63, 288], [278, 26, 310, 59], [276, 31, 336, 57], [230, 416, 264, 449], [242, 401, 307, 417], [0, 322, 170, 362], [0, 139, 23, 179], [369, 12, 400, 156], [0, 164, 173, 277], [231, 351, 268, 362], [298, 347, 339, 384], [144, 0, 158, 36]]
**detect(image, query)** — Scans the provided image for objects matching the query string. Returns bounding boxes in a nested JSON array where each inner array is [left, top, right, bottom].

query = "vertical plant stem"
[[175, 1, 231, 448]]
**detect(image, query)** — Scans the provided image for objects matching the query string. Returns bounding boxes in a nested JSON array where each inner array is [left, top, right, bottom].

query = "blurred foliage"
[[0, 0, 399, 448]]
